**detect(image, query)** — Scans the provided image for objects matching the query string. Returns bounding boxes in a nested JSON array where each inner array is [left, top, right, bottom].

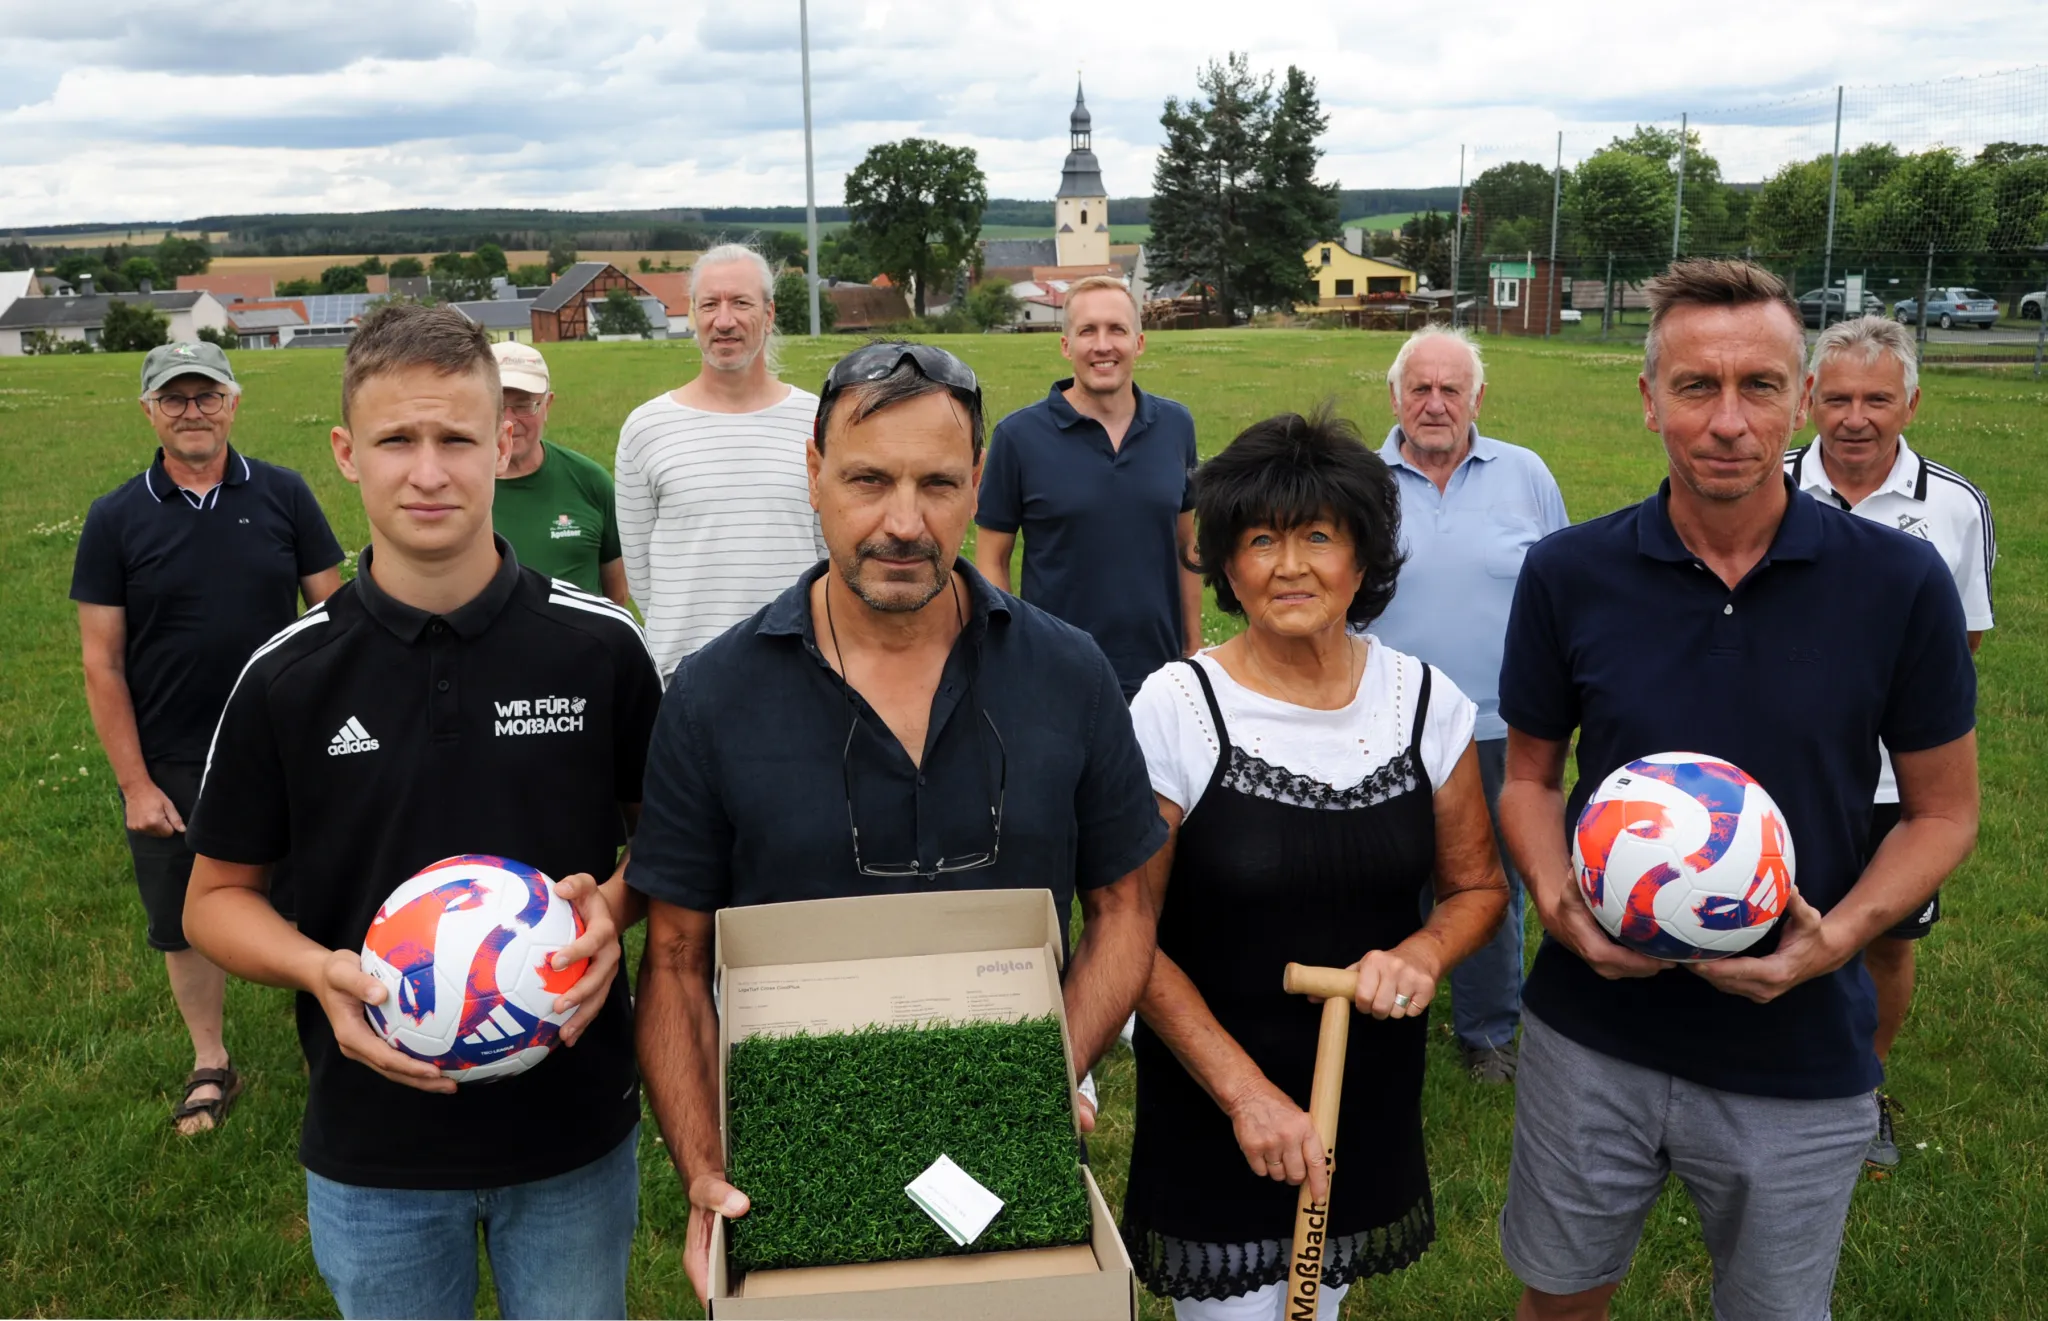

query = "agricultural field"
[[1, 331, 2042, 1318], [1340, 210, 1418, 232], [201, 251, 704, 285]]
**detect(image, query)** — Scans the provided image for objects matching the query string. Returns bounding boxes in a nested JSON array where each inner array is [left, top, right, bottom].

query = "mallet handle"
[[1283, 962, 1358, 1002], [1284, 968, 1354, 1319]]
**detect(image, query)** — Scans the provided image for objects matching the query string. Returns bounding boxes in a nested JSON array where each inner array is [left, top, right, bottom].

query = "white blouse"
[[1130, 639, 1477, 815]]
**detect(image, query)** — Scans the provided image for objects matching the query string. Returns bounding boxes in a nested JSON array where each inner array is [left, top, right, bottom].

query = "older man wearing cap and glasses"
[[629, 341, 1167, 1304], [490, 341, 629, 605], [71, 341, 343, 1135]]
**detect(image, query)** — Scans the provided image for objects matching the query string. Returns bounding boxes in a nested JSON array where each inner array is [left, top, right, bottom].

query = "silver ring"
[[1393, 993, 1412, 1008]]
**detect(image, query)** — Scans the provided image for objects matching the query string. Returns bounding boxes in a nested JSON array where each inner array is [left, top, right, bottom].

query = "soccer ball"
[[1572, 753, 1795, 962], [360, 854, 587, 1083]]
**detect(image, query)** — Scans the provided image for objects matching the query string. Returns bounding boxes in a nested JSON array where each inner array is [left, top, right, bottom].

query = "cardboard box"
[[709, 889, 1136, 1320]]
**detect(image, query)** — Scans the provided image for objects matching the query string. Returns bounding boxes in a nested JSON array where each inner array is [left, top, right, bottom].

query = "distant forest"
[[12, 188, 1460, 257]]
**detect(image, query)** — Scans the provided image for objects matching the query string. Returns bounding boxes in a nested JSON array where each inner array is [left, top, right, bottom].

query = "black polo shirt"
[[186, 540, 663, 1189], [70, 446, 343, 765], [975, 380, 1197, 697], [1499, 479, 1975, 1099], [626, 560, 1166, 941]]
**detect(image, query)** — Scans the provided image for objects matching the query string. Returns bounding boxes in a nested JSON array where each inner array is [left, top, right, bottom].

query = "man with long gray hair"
[[616, 243, 824, 677], [1787, 313, 1994, 1171]]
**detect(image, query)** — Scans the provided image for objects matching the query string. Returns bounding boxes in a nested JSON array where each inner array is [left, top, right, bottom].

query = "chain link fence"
[[1414, 66, 2047, 371]]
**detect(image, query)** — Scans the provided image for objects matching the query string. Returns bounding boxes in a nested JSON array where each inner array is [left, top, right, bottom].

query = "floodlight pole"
[[1820, 85, 1843, 328], [801, 0, 822, 337], [1546, 131, 1562, 340], [1451, 145, 1466, 328], [1670, 113, 1687, 261]]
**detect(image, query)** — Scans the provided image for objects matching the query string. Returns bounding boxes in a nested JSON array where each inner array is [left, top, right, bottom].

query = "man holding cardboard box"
[[630, 342, 1167, 1302]]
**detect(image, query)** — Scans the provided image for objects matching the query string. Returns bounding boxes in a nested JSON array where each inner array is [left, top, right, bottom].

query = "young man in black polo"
[[73, 340, 343, 1136], [973, 275, 1205, 699], [630, 342, 1166, 1303], [1495, 261, 1979, 1321], [183, 305, 661, 1320]]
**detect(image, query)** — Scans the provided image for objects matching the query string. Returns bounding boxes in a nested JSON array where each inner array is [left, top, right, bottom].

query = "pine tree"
[[1239, 65, 1340, 310]]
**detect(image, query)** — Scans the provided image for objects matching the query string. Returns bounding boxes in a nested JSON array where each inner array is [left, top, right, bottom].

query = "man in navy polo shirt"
[[631, 342, 1166, 1304], [184, 305, 661, 1319], [1494, 260, 1979, 1321], [72, 340, 342, 1136], [974, 275, 1204, 698]]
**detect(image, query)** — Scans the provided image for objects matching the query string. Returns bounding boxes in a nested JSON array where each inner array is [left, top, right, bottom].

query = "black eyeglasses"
[[822, 341, 982, 399], [151, 391, 228, 417], [842, 705, 1006, 878]]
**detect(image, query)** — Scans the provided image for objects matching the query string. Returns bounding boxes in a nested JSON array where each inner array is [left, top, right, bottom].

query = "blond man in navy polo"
[[183, 306, 660, 1319], [72, 341, 342, 1136], [1497, 262, 1978, 1320], [1791, 313, 1995, 1170], [1365, 325, 1568, 1084], [974, 275, 1204, 698]]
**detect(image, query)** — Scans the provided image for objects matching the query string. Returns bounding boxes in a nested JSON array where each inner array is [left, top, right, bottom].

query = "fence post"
[[1451, 145, 1466, 329], [1820, 85, 1843, 328], [1602, 252, 1614, 340], [1546, 131, 1562, 340], [2035, 299, 2045, 380], [1916, 242, 1933, 370], [1671, 113, 1687, 261]]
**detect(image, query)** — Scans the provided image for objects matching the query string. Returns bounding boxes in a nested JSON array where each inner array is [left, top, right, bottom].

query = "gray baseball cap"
[[141, 341, 237, 395]]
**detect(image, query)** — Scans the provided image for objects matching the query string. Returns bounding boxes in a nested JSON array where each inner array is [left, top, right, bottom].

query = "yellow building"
[[1297, 241, 1417, 313]]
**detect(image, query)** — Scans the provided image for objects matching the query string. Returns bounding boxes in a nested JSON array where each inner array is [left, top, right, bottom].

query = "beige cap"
[[492, 340, 551, 394]]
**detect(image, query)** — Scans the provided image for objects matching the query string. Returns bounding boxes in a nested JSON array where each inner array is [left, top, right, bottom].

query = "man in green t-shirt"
[[490, 341, 628, 602]]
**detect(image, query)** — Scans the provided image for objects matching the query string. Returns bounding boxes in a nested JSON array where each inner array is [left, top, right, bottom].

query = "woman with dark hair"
[[1121, 409, 1508, 1320]]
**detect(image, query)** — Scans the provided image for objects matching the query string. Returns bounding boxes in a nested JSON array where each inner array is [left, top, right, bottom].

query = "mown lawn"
[[1, 330, 2041, 1318]]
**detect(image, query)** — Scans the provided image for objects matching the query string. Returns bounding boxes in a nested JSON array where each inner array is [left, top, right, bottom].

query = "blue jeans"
[[305, 1126, 639, 1319], [1425, 738, 1526, 1050]]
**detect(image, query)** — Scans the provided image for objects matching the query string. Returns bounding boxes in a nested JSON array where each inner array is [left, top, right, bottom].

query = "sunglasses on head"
[[820, 341, 982, 403]]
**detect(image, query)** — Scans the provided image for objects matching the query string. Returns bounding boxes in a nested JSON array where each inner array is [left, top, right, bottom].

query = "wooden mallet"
[[1281, 961, 1358, 1321]]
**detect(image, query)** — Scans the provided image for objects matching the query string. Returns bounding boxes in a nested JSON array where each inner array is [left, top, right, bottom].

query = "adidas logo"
[[328, 716, 381, 756]]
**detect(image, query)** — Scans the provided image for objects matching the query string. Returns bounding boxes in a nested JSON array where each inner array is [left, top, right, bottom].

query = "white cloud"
[[1, 0, 2042, 227]]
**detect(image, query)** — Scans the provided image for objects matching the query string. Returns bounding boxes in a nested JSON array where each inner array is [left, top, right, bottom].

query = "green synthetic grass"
[[1, 331, 2043, 1317], [724, 1017, 1090, 1272]]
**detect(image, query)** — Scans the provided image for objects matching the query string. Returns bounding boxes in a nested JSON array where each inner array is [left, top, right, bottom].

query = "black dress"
[[1122, 657, 1438, 1301]]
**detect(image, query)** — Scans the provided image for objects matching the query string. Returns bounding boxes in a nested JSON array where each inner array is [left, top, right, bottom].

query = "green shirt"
[[494, 441, 622, 597]]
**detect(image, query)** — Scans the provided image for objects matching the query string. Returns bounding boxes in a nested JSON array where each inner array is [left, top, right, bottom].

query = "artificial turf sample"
[[725, 1015, 1092, 1272]]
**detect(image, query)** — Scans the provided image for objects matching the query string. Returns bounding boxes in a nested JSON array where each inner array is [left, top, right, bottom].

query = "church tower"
[[1054, 81, 1110, 267]]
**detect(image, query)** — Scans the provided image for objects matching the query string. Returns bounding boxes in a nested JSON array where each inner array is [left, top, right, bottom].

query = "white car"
[[2022, 291, 2045, 321]]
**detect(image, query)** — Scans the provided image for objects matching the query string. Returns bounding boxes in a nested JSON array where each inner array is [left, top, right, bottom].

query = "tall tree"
[[1749, 158, 1836, 258], [1468, 160, 1555, 256], [843, 139, 988, 315], [1239, 64, 1341, 310], [154, 235, 210, 278], [593, 287, 653, 338], [1850, 148, 1994, 254], [1604, 124, 1729, 252], [773, 271, 835, 335], [1567, 148, 1674, 275], [1149, 53, 1336, 323]]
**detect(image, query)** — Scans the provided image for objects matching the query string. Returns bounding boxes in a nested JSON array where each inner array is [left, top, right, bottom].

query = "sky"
[[3, 0, 2044, 229]]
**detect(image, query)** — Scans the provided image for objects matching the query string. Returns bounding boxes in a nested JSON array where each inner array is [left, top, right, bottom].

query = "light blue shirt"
[[1367, 426, 1568, 741]]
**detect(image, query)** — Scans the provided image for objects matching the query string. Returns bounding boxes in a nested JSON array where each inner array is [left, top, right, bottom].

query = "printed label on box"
[[905, 1154, 1005, 1247], [726, 949, 1055, 1040]]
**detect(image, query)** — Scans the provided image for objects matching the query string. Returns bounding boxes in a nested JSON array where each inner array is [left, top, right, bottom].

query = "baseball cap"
[[141, 341, 236, 395], [492, 341, 551, 394]]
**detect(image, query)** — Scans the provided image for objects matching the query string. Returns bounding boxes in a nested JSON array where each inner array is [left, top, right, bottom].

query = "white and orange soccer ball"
[[360, 854, 586, 1083], [1572, 753, 1795, 962]]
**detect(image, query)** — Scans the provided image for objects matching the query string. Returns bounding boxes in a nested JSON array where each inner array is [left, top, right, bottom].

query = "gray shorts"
[[1500, 1012, 1874, 1320]]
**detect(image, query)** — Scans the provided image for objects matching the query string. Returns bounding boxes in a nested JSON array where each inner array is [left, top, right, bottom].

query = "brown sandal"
[[172, 1062, 244, 1134]]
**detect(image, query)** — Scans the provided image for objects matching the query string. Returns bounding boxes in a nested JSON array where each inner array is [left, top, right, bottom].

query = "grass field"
[[1, 331, 2042, 1318], [1340, 211, 1417, 233]]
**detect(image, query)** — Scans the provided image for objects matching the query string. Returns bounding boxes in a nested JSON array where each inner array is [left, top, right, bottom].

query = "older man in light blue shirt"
[[1366, 325, 1568, 1082]]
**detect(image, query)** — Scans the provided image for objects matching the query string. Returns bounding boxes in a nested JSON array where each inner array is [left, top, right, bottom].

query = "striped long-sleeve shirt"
[[615, 385, 825, 678]]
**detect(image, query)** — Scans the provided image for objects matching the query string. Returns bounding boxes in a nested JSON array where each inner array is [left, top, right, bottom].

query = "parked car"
[[1796, 288, 1885, 327], [2021, 291, 2045, 321], [1892, 288, 2001, 330], [1559, 308, 1583, 324]]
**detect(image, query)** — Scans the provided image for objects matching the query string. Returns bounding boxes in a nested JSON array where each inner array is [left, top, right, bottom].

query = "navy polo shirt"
[[1500, 480, 1974, 1099], [70, 446, 343, 765], [975, 380, 1197, 696], [627, 559, 1167, 940]]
